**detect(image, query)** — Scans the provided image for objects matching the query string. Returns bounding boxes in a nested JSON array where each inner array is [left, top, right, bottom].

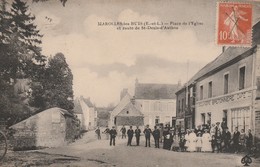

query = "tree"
[[33, 0, 68, 6], [0, 0, 46, 81], [0, 0, 45, 126], [29, 53, 74, 112], [10, 0, 46, 68], [0, 0, 12, 44]]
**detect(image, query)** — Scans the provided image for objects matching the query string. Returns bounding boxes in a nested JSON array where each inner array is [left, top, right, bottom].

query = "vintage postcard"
[[0, 0, 260, 167]]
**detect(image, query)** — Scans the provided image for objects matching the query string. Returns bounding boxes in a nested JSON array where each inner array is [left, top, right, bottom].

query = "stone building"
[[110, 92, 144, 130], [176, 21, 260, 143], [134, 79, 178, 128], [74, 96, 97, 130], [10, 107, 78, 150], [175, 83, 196, 130]]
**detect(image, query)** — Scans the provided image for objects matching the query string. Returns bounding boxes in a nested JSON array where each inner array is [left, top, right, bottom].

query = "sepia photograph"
[[0, 0, 260, 166]]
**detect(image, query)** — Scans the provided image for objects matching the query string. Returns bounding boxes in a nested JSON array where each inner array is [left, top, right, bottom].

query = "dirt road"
[[1, 129, 259, 167]]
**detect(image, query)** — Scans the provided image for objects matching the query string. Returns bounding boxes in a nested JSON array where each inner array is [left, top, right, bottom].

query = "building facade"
[[109, 92, 144, 130], [74, 96, 97, 130], [176, 21, 260, 142], [176, 83, 196, 130], [135, 79, 178, 128]]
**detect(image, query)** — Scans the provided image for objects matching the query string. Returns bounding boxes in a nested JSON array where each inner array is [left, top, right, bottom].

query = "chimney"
[[222, 46, 226, 53], [131, 96, 135, 105]]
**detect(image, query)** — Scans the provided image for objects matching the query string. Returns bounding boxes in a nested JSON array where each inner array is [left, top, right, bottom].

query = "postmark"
[[217, 2, 252, 46]]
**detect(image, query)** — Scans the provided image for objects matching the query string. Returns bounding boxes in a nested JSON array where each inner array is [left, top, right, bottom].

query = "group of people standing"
[[95, 126, 117, 146], [95, 122, 254, 155], [121, 124, 175, 150], [178, 122, 253, 154], [95, 124, 176, 150]]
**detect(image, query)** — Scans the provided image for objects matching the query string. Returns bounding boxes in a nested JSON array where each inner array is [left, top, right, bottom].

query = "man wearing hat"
[[135, 126, 141, 146], [127, 126, 134, 146], [232, 127, 240, 153], [215, 122, 222, 136], [152, 126, 160, 148], [143, 124, 152, 147], [221, 118, 227, 131], [109, 126, 117, 146], [103, 126, 110, 140], [222, 127, 231, 152]]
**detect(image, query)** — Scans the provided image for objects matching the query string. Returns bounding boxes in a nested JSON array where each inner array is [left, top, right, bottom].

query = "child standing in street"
[[179, 133, 186, 152], [211, 135, 216, 153], [196, 132, 202, 152], [215, 131, 222, 153]]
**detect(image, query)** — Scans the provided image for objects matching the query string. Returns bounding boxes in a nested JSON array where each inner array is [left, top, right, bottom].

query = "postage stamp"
[[217, 2, 252, 46]]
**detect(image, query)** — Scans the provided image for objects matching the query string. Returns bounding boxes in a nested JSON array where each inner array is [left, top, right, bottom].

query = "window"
[[201, 113, 205, 124], [223, 110, 227, 120], [167, 102, 174, 111], [182, 99, 184, 112], [200, 85, 203, 100], [207, 113, 211, 125], [126, 111, 129, 114], [224, 74, 229, 94], [160, 102, 167, 111], [208, 81, 212, 98], [114, 117, 117, 125], [154, 101, 160, 111], [239, 66, 245, 90], [178, 100, 181, 113], [231, 107, 250, 133], [150, 102, 154, 111], [155, 116, 160, 124]]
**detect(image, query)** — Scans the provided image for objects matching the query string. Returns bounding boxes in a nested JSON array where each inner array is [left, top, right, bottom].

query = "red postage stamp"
[[217, 2, 252, 46]]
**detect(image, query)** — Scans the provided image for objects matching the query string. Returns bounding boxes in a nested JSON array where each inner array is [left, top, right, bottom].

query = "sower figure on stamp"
[[109, 126, 117, 146], [152, 126, 160, 148], [143, 125, 152, 147], [135, 126, 141, 146], [120, 125, 126, 139], [127, 126, 134, 146], [224, 5, 248, 43]]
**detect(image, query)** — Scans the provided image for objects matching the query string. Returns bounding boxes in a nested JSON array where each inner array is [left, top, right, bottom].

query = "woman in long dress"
[[187, 129, 197, 152], [184, 129, 190, 152], [201, 129, 212, 152]]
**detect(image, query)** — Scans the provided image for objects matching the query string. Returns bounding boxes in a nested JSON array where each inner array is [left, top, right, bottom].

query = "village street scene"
[[1, 0, 260, 167]]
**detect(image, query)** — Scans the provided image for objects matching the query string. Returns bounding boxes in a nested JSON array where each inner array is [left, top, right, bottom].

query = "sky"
[[23, 0, 260, 107]]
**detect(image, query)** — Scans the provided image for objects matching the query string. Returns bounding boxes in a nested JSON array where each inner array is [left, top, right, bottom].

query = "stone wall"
[[10, 108, 71, 150], [11, 130, 37, 151]]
